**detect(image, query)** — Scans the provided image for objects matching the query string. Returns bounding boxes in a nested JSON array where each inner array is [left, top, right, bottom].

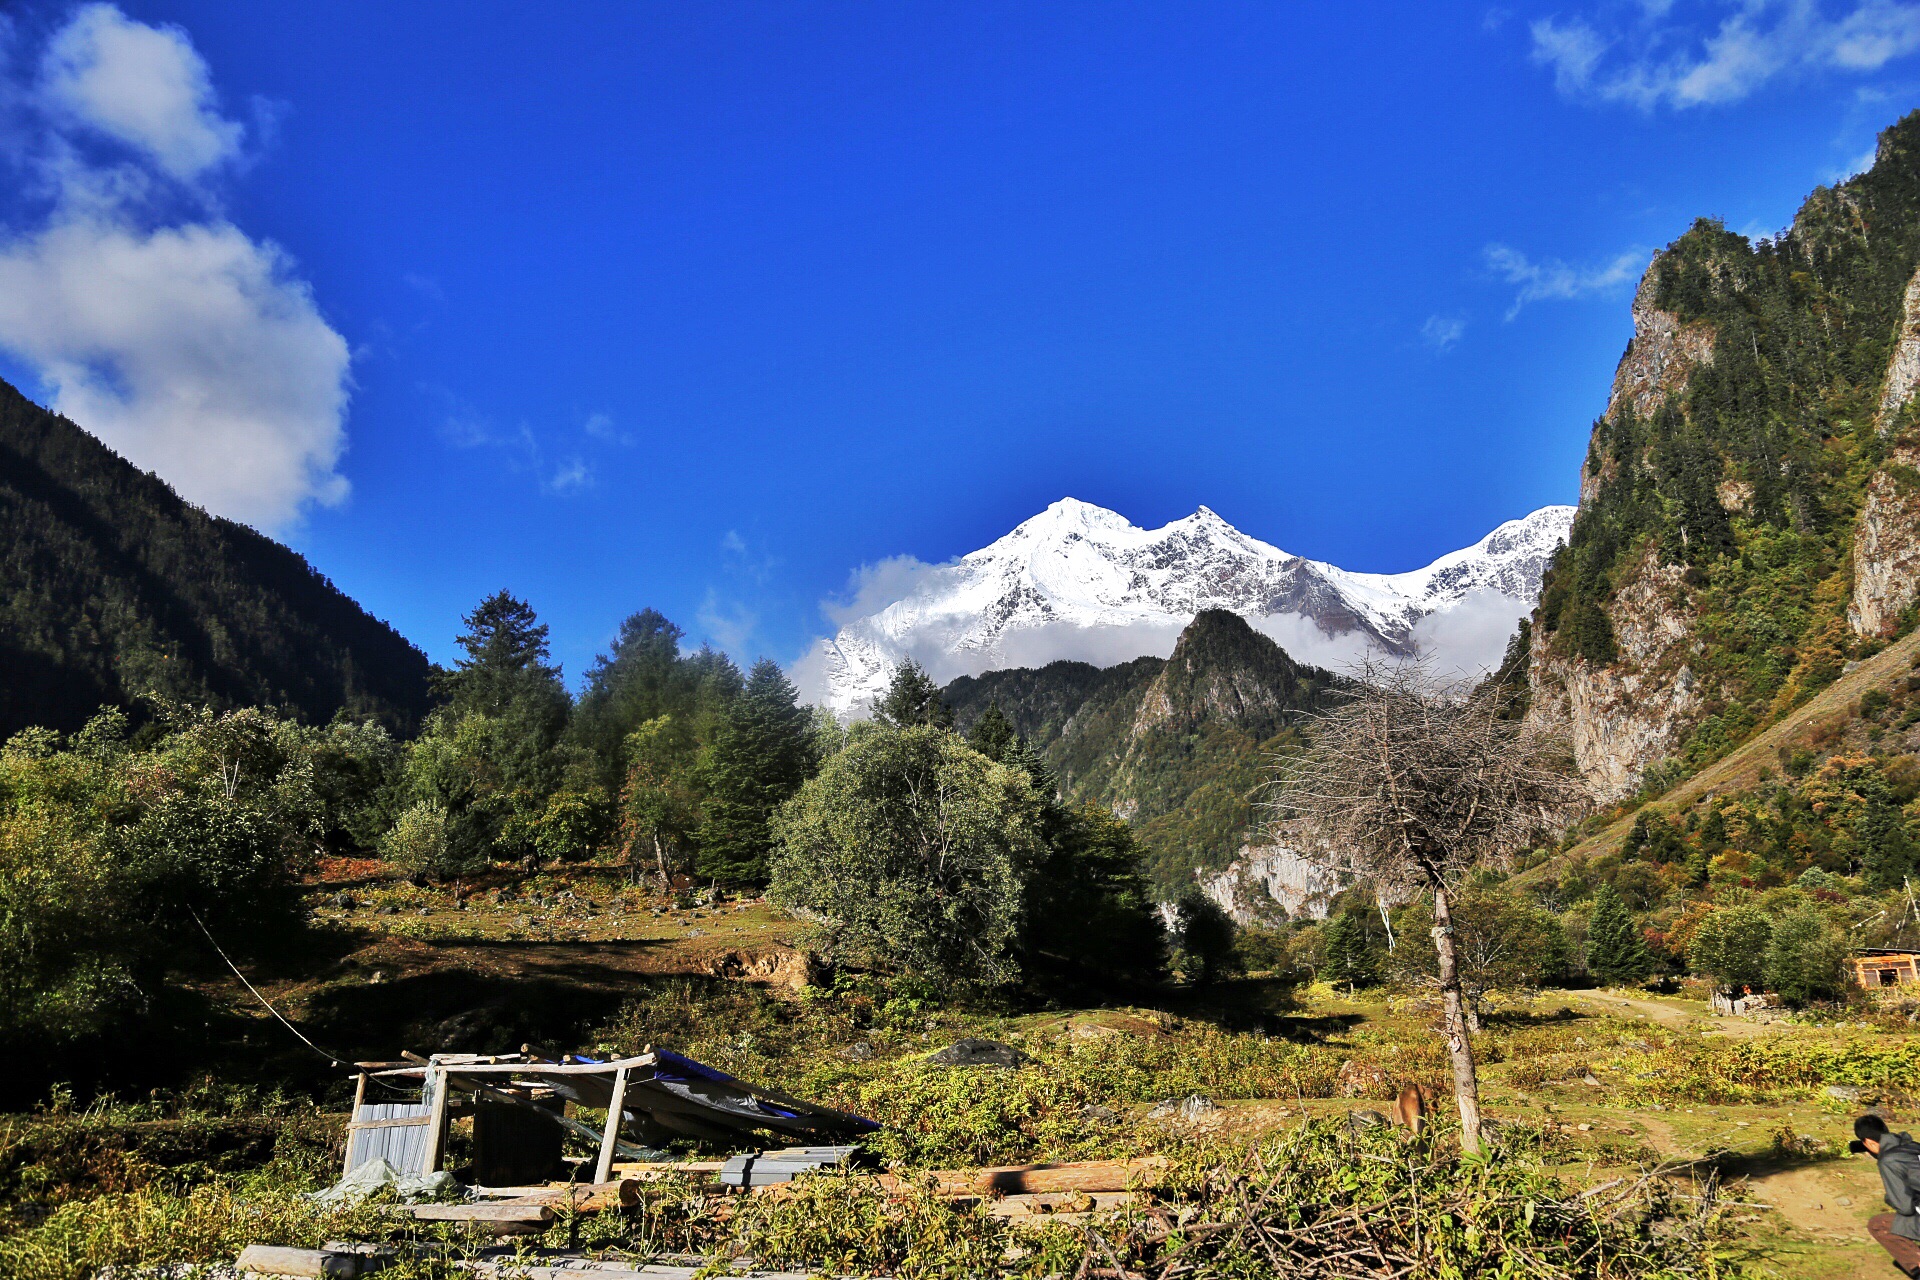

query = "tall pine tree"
[[696, 659, 817, 883], [966, 703, 1016, 762], [872, 660, 953, 729], [1586, 885, 1652, 986], [1322, 909, 1378, 994]]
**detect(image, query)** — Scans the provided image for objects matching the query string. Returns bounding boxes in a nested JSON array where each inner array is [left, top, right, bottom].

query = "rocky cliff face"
[[1531, 111, 1920, 801], [1609, 270, 1717, 422], [1530, 548, 1703, 798], [1197, 841, 1344, 925], [1851, 262, 1920, 637], [1531, 273, 1716, 798]]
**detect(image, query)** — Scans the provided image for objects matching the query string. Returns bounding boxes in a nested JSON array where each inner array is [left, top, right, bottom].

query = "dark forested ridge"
[[946, 609, 1340, 891], [0, 378, 431, 737]]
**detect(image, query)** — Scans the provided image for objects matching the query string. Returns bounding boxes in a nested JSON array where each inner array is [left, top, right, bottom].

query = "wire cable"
[[187, 906, 347, 1069]]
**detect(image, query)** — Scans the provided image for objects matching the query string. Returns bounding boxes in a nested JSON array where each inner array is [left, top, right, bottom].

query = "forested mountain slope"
[[0, 378, 431, 737], [945, 609, 1339, 892], [1530, 111, 1920, 802]]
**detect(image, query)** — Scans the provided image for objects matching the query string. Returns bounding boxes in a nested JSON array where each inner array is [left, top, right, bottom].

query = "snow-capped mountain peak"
[[796, 499, 1573, 717]]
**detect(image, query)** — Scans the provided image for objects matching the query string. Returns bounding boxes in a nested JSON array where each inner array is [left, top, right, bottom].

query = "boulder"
[[928, 1038, 1025, 1068]]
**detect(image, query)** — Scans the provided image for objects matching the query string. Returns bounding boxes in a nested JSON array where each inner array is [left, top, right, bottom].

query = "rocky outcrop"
[[1607, 267, 1716, 421], [1127, 609, 1310, 740], [1532, 537, 1704, 801], [1851, 463, 1920, 636], [1851, 263, 1920, 637], [1882, 265, 1920, 416], [1196, 842, 1344, 925]]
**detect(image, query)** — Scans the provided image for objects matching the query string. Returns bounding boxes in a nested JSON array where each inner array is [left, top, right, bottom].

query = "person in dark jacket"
[[1859, 1114, 1920, 1275]]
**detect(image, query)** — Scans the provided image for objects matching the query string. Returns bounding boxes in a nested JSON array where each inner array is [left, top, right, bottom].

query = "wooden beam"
[[420, 1064, 450, 1174], [408, 1203, 554, 1225], [371, 1055, 657, 1079], [593, 1066, 630, 1185], [236, 1244, 367, 1277], [346, 1115, 433, 1131], [483, 1181, 638, 1212], [344, 1073, 368, 1178]]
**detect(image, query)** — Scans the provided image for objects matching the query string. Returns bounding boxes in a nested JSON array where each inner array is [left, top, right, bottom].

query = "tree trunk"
[[1431, 885, 1484, 1154], [654, 833, 670, 889]]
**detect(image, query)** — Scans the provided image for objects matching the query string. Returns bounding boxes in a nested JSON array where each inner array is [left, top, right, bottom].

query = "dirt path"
[[1548, 989, 1783, 1038]]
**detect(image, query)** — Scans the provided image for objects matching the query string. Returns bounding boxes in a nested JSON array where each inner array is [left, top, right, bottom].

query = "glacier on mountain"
[[794, 498, 1574, 717]]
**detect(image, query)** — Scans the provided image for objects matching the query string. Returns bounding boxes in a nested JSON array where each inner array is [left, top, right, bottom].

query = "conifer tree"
[[966, 703, 1016, 763], [1860, 793, 1916, 890], [1321, 909, 1378, 995], [1585, 884, 1651, 986], [872, 660, 953, 729], [696, 659, 816, 883]]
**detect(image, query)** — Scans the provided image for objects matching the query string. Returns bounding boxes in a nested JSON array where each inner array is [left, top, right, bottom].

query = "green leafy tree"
[[871, 660, 954, 729], [1321, 909, 1379, 994], [1585, 884, 1652, 986], [0, 705, 325, 1052], [696, 660, 818, 883], [769, 725, 1041, 987], [617, 717, 703, 886], [1394, 890, 1568, 1028], [1764, 906, 1851, 1005], [569, 609, 714, 786], [1687, 904, 1773, 992]]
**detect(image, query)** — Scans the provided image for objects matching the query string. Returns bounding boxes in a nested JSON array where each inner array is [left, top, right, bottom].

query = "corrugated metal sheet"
[[346, 1103, 434, 1175]]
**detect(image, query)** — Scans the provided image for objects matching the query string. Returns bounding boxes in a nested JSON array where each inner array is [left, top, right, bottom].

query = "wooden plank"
[[493, 1180, 639, 1212], [373, 1055, 657, 1078], [594, 1066, 630, 1185], [344, 1074, 367, 1178], [346, 1115, 433, 1130], [421, 1065, 450, 1175], [987, 1191, 1138, 1218], [611, 1160, 726, 1179], [409, 1203, 555, 1224], [235, 1243, 365, 1277]]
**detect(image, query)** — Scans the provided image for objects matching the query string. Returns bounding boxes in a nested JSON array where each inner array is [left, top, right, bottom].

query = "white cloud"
[[543, 456, 591, 494], [1485, 242, 1645, 319], [720, 529, 748, 554], [698, 589, 758, 655], [0, 216, 349, 524], [1421, 313, 1466, 352], [821, 554, 944, 627], [1532, 1, 1920, 111], [1407, 589, 1531, 682], [0, 5, 349, 532], [39, 4, 241, 180]]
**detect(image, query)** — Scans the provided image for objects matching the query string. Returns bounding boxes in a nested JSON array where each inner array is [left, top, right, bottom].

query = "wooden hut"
[[1851, 948, 1920, 991]]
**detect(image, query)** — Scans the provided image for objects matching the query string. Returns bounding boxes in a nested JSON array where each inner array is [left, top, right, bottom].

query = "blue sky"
[[0, 2, 1915, 682]]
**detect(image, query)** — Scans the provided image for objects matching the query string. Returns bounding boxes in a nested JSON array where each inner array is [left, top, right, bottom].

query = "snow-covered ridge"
[[795, 498, 1574, 717]]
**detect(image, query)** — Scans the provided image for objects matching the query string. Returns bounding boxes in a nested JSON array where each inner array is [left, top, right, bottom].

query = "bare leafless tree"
[[1264, 660, 1584, 1153]]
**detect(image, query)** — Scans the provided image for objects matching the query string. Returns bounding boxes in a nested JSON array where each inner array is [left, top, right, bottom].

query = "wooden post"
[[593, 1067, 629, 1185], [421, 1064, 451, 1174], [343, 1072, 369, 1177]]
